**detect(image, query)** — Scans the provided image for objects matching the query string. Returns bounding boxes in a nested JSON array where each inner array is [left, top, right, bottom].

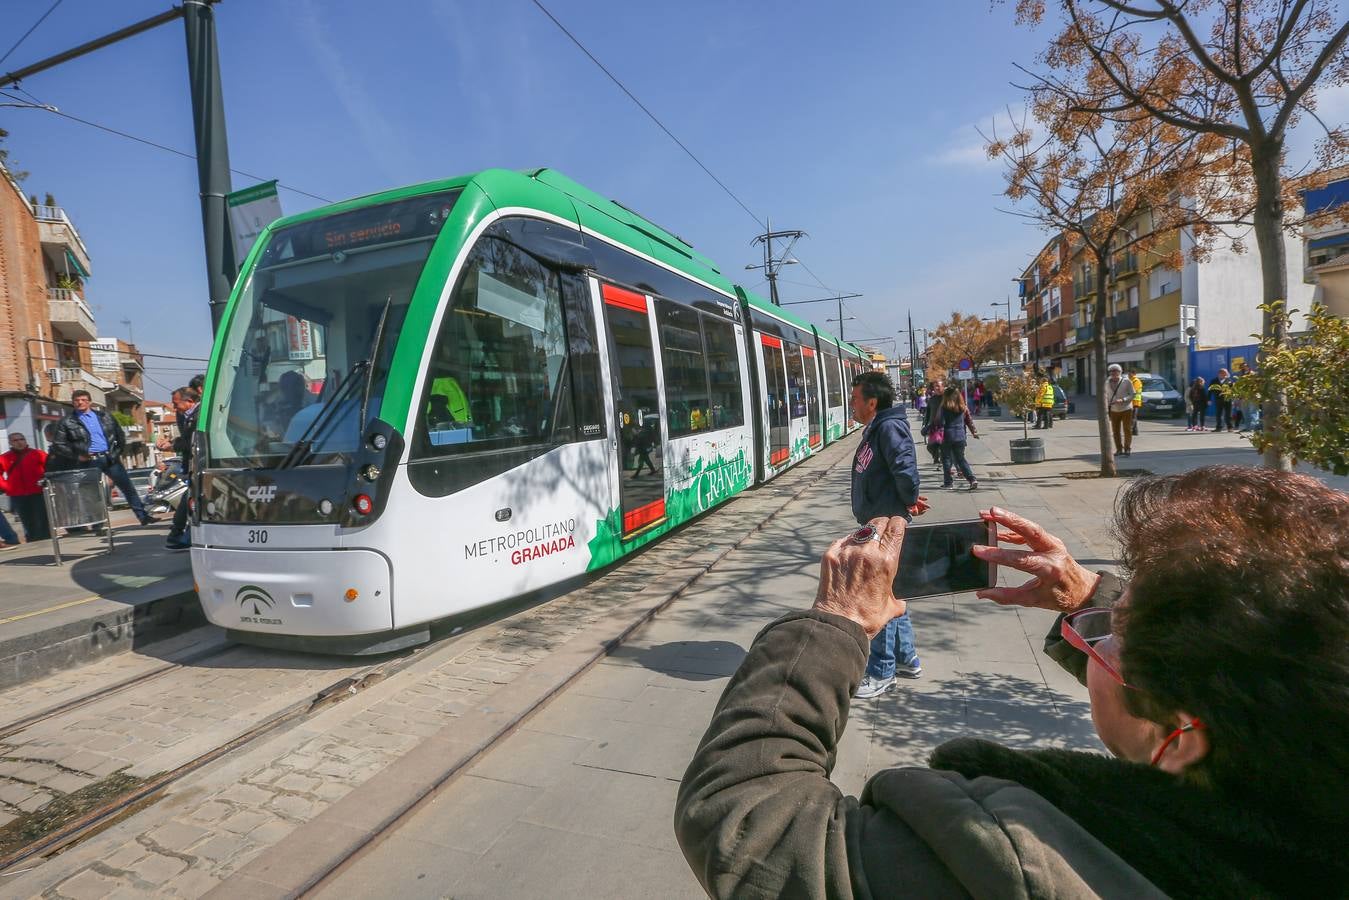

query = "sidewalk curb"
[[204, 449, 853, 900], [0, 576, 205, 691]]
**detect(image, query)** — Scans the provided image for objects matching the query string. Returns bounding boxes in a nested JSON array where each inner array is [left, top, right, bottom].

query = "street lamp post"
[[991, 297, 1012, 365]]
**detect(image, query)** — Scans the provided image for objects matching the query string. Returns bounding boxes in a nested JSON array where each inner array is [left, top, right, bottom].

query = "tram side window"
[[823, 351, 843, 408], [413, 236, 570, 458], [560, 273, 605, 439], [655, 299, 711, 438], [702, 316, 744, 430], [784, 343, 808, 419]]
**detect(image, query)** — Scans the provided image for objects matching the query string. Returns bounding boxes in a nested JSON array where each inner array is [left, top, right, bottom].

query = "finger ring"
[[850, 525, 882, 545]]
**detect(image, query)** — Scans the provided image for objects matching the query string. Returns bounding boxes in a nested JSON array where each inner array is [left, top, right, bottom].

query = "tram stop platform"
[[0, 511, 201, 690]]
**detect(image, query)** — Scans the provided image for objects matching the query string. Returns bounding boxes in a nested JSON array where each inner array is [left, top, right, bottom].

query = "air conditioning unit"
[[47, 368, 62, 384]]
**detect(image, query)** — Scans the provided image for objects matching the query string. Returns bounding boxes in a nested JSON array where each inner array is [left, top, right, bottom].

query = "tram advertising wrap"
[[191, 167, 866, 652]]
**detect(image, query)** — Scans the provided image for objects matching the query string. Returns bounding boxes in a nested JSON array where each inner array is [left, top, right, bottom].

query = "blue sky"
[[3, 1, 1342, 400]]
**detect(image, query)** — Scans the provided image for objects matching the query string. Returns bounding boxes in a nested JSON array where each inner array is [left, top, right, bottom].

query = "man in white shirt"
[[1104, 364, 1136, 457]]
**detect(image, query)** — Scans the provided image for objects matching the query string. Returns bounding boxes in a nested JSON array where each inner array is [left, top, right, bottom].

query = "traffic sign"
[[956, 370, 974, 381], [958, 358, 973, 371]]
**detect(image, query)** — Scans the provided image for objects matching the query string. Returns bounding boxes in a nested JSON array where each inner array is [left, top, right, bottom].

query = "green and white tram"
[[192, 168, 865, 651]]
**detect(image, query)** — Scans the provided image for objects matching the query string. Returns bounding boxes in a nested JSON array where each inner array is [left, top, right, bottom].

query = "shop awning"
[[1109, 337, 1176, 364], [64, 248, 91, 279]]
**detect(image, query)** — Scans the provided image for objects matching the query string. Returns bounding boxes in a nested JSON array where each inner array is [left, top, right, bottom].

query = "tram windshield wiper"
[[275, 360, 370, 470]]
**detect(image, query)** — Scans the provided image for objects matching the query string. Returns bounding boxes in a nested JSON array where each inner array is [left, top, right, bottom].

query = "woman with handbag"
[[920, 382, 944, 469], [939, 386, 979, 490]]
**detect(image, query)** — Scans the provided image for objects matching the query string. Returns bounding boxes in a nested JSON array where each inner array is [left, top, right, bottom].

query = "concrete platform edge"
[[0, 579, 206, 691]]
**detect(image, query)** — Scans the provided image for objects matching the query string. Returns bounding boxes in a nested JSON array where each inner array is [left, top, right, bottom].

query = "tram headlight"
[[206, 501, 217, 517], [353, 494, 373, 516], [368, 433, 387, 451], [318, 498, 334, 516]]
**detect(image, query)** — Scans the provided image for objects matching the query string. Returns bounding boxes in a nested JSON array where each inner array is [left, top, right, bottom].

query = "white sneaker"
[[855, 675, 895, 699], [896, 657, 923, 678]]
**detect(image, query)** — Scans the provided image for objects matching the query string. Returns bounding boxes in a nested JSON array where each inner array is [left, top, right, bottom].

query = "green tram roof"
[[738, 288, 849, 351]]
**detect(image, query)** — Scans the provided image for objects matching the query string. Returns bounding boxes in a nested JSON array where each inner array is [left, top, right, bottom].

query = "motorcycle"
[[144, 466, 188, 516]]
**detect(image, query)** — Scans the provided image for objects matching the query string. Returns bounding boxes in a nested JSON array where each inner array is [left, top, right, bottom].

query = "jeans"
[[1188, 405, 1206, 428], [12, 494, 49, 541], [866, 611, 918, 680], [0, 508, 18, 544], [91, 456, 147, 520], [942, 440, 976, 485]]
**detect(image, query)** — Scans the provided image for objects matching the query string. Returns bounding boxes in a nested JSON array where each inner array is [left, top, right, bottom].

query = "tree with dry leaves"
[[926, 313, 1020, 377], [1012, 0, 1349, 470], [985, 93, 1244, 475]]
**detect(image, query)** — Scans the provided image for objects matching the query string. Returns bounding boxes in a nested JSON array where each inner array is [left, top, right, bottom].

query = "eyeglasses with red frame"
[[1061, 607, 1206, 767]]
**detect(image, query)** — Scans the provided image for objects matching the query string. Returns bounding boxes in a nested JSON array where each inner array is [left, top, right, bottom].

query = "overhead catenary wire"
[[0, 0, 63, 69], [0, 88, 333, 204]]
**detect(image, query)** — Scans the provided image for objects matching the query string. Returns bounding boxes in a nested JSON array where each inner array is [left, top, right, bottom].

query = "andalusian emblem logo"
[[235, 584, 276, 616]]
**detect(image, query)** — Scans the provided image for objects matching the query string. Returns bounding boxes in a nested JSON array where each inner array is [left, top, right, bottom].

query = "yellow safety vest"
[[1130, 375, 1143, 408], [429, 376, 471, 422], [1037, 383, 1055, 408]]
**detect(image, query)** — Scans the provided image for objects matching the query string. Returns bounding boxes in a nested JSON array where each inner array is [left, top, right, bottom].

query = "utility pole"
[[3, 1, 237, 334], [747, 220, 805, 306]]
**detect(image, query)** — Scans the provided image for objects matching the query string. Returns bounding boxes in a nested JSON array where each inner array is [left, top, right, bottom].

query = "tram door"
[[601, 284, 667, 538]]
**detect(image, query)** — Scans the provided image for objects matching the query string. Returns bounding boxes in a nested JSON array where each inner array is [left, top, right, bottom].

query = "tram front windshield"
[[206, 191, 459, 468]]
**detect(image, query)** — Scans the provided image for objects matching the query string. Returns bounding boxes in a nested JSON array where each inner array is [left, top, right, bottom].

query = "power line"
[[26, 336, 208, 363], [0, 88, 333, 204], [0, 0, 63, 69], [528, 0, 765, 231]]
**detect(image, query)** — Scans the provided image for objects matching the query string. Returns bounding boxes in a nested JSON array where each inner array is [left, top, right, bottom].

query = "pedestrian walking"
[[1129, 370, 1143, 437], [1209, 368, 1235, 432], [1186, 377, 1208, 431], [1105, 364, 1135, 456], [849, 371, 927, 699], [631, 418, 658, 477], [938, 387, 979, 491], [0, 433, 50, 542], [922, 382, 944, 470], [1033, 375, 1055, 429], [50, 390, 154, 526], [156, 388, 198, 550]]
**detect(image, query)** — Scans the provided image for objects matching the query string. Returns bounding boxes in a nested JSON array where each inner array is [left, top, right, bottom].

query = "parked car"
[[107, 466, 157, 508], [1136, 374, 1185, 418], [1051, 384, 1076, 419]]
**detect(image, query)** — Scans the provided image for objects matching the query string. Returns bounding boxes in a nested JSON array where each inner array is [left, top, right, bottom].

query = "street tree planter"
[[1009, 436, 1045, 464]]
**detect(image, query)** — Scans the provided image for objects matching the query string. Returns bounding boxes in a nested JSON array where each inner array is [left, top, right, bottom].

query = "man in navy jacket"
[[849, 371, 927, 697]]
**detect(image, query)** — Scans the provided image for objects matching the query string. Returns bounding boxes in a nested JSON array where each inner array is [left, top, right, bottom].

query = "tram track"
[[0, 639, 237, 744], [0, 620, 484, 877]]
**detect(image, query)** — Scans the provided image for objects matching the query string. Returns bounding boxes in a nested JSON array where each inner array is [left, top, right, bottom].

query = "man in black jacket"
[[849, 371, 927, 698], [51, 390, 153, 526], [158, 387, 198, 550]]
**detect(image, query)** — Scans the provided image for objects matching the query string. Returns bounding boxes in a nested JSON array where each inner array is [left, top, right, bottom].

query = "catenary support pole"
[[183, 0, 236, 333]]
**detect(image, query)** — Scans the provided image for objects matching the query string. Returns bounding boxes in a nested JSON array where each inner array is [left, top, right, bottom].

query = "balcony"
[[48, 368, 113, 406], [1110, 306, 1140, 333], [1112, 252, 1138, 279], [34, 205, 92, 281], [47, 288, 98, 341], [1076, 323, 1096, 343]]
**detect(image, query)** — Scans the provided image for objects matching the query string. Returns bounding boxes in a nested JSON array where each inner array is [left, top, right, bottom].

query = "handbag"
[[928, 425, 945, 445]]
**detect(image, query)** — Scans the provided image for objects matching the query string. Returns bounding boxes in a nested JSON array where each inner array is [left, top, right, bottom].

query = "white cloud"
[[928, 103, 1036, 168]]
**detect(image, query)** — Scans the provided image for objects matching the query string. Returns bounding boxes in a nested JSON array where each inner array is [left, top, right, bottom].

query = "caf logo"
[[235, 584, 276, 616], [246, 485, 277, 502]]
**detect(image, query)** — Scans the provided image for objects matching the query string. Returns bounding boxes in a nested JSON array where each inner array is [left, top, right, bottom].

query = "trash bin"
[[41, 468, 114, 565]]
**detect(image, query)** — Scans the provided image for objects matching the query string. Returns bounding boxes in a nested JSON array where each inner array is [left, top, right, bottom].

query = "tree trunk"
[[1093, 257, 1116, 477], [1249, 145, 1292, 471]]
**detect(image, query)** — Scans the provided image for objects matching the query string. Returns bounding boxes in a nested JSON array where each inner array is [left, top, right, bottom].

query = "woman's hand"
[[973, 507, 1101, 614], [813, 516, 908, 638]]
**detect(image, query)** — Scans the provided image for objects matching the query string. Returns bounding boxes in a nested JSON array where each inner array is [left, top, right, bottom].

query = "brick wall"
[[0, 169, 52, 394]]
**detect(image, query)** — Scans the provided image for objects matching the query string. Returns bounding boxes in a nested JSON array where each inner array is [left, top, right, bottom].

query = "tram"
[[192, 168, 870, 651]]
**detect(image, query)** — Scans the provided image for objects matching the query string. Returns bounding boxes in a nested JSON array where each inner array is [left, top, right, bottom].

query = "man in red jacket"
[[1, 432, 50, 542]]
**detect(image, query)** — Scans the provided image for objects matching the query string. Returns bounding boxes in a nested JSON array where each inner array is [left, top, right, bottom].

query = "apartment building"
[[1303, 169, 1349, 318], [0, 162, 149, 459], [1021, 206, 1313, 397]]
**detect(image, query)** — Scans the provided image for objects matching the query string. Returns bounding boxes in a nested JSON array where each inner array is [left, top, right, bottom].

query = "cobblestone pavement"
[[0, 440, 856, 899]]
